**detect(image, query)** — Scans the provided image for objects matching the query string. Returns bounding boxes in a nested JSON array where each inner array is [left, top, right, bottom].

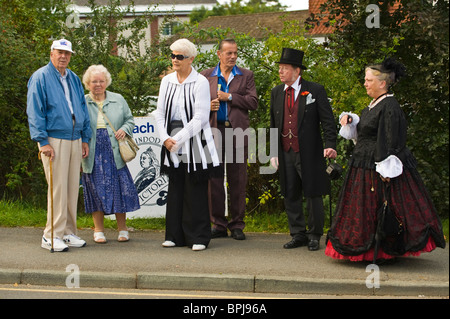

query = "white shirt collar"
[[284, 76, 301, 91], [284, 76, 302, 100]]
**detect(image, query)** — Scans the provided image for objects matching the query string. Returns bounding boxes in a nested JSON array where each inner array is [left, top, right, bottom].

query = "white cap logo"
[[51, 39, 74, 53]]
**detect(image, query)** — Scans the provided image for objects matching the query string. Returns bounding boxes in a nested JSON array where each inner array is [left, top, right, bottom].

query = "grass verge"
[[0, 199, 290, 233], [1, 199, 448, 240]]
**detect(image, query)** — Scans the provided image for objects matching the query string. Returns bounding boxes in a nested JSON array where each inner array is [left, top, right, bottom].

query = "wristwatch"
[[228, 94, 232, 101]]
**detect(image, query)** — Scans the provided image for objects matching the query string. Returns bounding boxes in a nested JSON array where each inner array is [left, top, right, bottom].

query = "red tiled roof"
[[307, 0, 403, 36], [307, 0, 336, 36], [198, 10, 311, 40]]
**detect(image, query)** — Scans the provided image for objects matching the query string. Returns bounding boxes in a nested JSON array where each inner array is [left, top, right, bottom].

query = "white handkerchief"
[[306, 94, 315, 105]]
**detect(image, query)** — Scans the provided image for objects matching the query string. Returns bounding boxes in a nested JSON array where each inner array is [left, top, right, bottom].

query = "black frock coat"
[[270, 79, 337, 197]]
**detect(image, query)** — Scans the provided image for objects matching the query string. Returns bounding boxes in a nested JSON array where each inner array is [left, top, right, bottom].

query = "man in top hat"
[[27, 39, 91, 252], [270, 48, 337, 251]]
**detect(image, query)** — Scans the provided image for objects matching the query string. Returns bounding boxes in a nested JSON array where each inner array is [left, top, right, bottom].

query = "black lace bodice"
[[349, 96, 416, 170]]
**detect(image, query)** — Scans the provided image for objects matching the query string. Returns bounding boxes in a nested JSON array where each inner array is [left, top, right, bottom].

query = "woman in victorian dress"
[[325, 58, 446, 262]]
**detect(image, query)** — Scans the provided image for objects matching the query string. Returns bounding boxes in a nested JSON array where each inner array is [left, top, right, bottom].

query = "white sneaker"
[[162, 240, 176, 247], [63, 234, 86, 248], [192, 244, 206, 251], [41, 236, 68, 252]]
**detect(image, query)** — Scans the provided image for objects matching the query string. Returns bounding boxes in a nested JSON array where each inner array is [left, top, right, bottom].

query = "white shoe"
[[93, 232, 107, 243], [162, 240, 176, 247], [63, 234, 86, 248], [118, 231, 129, 242], [192, 244, 206, 251], [41, 236, 68, 252]]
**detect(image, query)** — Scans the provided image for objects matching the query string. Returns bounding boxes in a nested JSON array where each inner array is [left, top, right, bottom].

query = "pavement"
[[0, 226, 448, 298]]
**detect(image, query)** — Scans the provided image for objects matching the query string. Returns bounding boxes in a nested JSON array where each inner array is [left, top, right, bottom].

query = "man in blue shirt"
[[201, 39, 258, 240], [27, 39, 91, 252]]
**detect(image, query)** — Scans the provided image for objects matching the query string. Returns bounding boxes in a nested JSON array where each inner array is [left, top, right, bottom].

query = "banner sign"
[[125, 115, 168, 218]]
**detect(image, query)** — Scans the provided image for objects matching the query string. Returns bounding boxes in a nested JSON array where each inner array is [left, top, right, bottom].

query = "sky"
[[216, 0, 309, 11], [278, 0, 309, 11]]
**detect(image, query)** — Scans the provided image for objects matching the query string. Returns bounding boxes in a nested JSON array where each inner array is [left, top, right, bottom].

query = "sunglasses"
[[171, 53, 189, 61]]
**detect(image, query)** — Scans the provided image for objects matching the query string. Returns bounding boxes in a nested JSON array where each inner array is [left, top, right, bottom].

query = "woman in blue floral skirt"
[[81, 65, 140, 243]]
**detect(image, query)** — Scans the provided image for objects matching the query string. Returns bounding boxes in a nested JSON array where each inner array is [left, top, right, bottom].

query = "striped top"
[[153, 67, 220, 175]]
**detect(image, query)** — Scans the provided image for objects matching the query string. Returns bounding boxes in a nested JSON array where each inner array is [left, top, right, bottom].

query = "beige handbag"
[[100, 110, 139, 163]]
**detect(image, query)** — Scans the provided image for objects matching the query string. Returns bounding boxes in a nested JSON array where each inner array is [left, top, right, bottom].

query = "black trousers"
[[165, 164, 211, 247], [283, 149, 324, 241]]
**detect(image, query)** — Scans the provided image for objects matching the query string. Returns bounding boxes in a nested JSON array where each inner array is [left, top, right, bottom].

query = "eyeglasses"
[[171, 53, 189, 61]]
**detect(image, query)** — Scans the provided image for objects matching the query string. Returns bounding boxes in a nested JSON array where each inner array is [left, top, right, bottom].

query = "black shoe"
[[308, 239, 320, 251], [211, 228, 228, 238], [283, 238, 308, 249], [231, 229, 246, 240]]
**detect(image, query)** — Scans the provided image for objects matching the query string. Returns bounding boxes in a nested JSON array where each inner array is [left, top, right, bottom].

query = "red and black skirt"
[[325, 165, 446, 262]]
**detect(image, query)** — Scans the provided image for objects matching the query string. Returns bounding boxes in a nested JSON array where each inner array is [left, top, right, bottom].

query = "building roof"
[[73, 0, 216, 5], [198, 10, 311, 40], [72, 0, 217, 15], [71, 0, 337, 37], [307, 0, 336, 36], [306, 0, 403, 36]]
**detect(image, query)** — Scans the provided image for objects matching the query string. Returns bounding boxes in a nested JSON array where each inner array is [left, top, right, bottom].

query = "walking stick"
[[325, 158, 343, 244], [373, 182, 392, 264], [39, 151, 54, 253], [49, 158, 54, 253]]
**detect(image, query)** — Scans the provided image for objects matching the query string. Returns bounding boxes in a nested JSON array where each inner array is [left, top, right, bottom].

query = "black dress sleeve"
[[374, 97, 407, 163]]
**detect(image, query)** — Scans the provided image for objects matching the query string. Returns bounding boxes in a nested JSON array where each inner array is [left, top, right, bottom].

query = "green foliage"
[[311, 0, 449, 217], [177, 21, 342, 215], [62, 0, 170, 115], [0, 198, 291, 233], [0, 0, 171, 204], [180, 4, 449, 218], [0, 0, 66, 203], [0, 200, 47, 227], [0, 0, 447, 221]]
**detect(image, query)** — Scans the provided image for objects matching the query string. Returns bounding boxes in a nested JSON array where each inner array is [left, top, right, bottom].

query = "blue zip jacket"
[[27, 62, 91, 146]]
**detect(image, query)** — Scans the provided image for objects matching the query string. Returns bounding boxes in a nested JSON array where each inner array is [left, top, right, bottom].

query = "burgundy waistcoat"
[[281, 91, 300, 152]]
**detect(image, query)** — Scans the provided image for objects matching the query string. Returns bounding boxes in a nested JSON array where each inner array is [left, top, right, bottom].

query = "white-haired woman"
[[81, 65, 140, 243], [154, 39, 220, 251]]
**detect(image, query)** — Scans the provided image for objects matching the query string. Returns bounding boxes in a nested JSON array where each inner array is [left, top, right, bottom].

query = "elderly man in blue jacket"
[[27, 39, 92, 252]]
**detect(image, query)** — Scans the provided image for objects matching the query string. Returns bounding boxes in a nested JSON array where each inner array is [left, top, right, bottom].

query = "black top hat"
[[276, 48, 307, 70]]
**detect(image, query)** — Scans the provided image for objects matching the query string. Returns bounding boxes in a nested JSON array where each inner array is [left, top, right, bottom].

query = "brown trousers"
[[208, 124, 248, 231]]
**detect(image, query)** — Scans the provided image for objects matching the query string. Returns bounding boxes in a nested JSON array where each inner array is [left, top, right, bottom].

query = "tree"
[[62, 0, 169, 116], [2, 0, 447, 220], [0, 0, 170, 204], [309, 0, 449, 216], [0, 0, 67, 203], [176, 19, 365, 218]]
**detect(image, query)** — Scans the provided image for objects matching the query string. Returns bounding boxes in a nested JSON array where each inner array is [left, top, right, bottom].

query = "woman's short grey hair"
[[365, 66, 395, 87], [170, 38, 197, 58], [82, 64, 112, 90]]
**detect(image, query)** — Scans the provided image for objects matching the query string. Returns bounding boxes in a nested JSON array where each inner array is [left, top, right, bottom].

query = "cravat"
[[285, 86, 294, 113]]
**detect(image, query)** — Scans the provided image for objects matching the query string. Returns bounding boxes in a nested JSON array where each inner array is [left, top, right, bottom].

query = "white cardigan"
[[153, 67, 220, 173]]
